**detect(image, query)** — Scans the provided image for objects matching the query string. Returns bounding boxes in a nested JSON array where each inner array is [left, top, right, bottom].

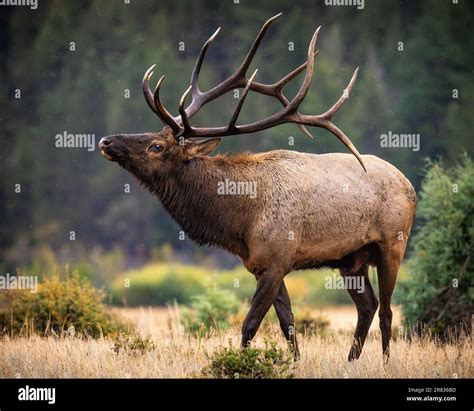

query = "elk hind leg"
[[377, 242, 404, 360], [341, 263, 379, 361]]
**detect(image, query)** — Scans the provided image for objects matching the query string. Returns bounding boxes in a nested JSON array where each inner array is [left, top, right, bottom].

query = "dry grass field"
[[0, 306, 471, 378]]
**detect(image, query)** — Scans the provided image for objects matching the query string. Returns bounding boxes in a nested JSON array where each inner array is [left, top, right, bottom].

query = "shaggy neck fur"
[[127, 153, 268, 258]]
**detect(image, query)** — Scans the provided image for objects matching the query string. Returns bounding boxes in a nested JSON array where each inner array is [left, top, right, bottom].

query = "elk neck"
[[144, 155, 261, 258]]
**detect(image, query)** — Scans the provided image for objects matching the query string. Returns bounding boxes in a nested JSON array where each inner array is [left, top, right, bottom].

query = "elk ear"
[[184, 138, 221, 158]]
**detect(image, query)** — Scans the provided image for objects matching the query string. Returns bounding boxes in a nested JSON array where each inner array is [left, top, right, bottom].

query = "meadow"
[[1, 306, 471, 379]]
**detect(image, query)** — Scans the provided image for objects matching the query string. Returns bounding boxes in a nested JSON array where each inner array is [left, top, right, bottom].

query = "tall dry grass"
[[0, 306, 471, 378]]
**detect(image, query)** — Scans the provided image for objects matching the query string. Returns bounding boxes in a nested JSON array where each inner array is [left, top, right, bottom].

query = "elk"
[[99, 14, 416, 361]]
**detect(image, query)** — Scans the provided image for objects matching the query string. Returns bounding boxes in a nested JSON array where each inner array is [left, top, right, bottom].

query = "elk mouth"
[[99, 146, 122, 162], [100, 148, 114, 161], [99, 136, 125, 162]]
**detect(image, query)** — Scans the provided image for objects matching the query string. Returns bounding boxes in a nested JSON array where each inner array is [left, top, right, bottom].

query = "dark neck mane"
[[133, 155, 264, 258]]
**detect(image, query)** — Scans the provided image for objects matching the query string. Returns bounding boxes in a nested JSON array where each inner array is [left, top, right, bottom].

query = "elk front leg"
[[273, 281, 300, 359], [242, 270, 284, 348]]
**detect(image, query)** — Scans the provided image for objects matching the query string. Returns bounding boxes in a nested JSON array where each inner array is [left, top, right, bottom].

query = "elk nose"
[[99, 137, 113, 148]]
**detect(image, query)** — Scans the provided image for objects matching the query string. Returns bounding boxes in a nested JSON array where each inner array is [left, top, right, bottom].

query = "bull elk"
[[99, 14, 416, 361]]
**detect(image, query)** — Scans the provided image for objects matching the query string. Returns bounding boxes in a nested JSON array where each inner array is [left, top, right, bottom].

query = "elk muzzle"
[[99, 134, 148, 162]]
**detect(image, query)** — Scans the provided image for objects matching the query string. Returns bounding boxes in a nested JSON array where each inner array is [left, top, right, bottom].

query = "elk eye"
[[149, 144, 163, 153]]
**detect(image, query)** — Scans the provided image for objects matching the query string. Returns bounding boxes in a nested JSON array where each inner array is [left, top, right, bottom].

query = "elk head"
[[99, 130, 220, 180], [100, 13, 366, 172]]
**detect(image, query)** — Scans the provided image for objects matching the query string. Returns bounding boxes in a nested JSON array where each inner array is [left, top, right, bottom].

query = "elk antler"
[[142, 13, 366, 171]]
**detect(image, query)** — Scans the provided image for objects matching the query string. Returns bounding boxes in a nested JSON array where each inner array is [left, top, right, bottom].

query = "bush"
[[395, 155, 473, 340], [0, 268, 126, 338], [182, 282, 240, 336], [205, 341, 294, 379]]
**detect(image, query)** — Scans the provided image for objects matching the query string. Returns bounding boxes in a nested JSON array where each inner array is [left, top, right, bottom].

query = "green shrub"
[[395, 155, 473, 339], [205, 341, 294, 379], [0, 268, 126, 338], [182, 282, 240, 336]]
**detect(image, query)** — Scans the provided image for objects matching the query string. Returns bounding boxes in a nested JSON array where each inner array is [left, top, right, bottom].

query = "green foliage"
[[182, 282, 240, 336], [205, 341, 294, 379], [0, 269, 126, 338], [396, 155, 473, 335]]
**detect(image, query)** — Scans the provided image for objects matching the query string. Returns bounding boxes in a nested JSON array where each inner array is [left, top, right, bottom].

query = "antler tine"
[[143, 65, 159, 114], [316, 120, 366, 172], [286, 26, 320, 113], [143, 66, 183, 133], [190, 27, 221, 96], [153, 75, 183, 134], [274, 50, 319, 91], [278, 30, 320, 140], [236, 13, 282, 77], [321, 67, 359, 120], [178, 85, 192, 134], [228, 69, 258, 130]]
